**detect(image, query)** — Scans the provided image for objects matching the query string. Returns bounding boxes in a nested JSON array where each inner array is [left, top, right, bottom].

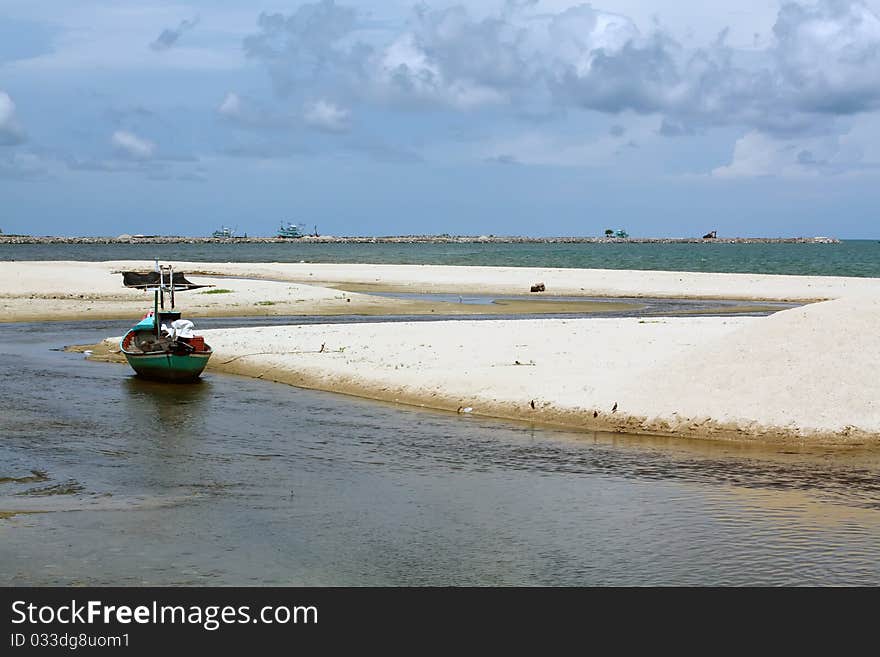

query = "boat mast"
[[154, 258, 160, 339]]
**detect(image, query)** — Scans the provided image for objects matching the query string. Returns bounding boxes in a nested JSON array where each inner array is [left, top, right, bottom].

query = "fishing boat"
[[277, 221, 305, 239], [211, 226, 236, 238], [119, 263, 213, 381]]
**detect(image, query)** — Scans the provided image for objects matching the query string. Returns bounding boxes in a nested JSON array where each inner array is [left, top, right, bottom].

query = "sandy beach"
[[0, 261, 657, 322], [2, 260, 877, 322], [104, 260, 880, 300], [83, 295, 878, 445], [16, 259, 873, 446]]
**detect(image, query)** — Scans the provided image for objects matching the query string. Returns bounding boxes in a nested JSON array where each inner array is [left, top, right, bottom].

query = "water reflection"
[[122, 376, 213, 434]]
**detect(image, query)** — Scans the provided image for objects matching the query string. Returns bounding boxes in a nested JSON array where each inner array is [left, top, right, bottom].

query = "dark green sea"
[[2, 240, 879, 277]]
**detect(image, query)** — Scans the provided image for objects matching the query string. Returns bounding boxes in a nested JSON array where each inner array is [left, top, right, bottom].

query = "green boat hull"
[[122, 351, 211, 381]]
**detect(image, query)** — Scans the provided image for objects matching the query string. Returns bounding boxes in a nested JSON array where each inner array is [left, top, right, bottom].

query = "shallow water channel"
[[1, 318, 878, 585]]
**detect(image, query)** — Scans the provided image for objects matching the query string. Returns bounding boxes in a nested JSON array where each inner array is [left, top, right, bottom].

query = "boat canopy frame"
[[121, 270, 210, 291], [120, 261, 213, 338]]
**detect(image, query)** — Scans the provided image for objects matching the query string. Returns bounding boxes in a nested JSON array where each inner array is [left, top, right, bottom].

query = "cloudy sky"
[[2, 0, 880, 237]]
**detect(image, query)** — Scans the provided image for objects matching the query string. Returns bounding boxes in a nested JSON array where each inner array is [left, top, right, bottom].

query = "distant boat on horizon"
[[277, 222, 305, 239], [211, 226, 246, 238]]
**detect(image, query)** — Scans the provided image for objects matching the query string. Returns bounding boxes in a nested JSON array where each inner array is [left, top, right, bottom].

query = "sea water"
[[2, 240, 879, 277]]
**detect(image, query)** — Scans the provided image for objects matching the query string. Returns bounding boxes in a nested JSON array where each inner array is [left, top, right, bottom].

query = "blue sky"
[[2, 0, 880, 237]]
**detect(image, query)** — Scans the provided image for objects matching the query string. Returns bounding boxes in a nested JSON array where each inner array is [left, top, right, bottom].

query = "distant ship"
[[212, 226, 245, 238], [277, 222, 305, 239]]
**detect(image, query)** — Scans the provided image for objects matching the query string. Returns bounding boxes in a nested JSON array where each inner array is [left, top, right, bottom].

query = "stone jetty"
[[0, 234, 841, 245]]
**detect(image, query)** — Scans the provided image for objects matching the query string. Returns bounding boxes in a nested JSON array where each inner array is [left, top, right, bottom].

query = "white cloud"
[[111, 130, 155, 159], [218, 92, 243, 119], [773, 0, 880, 114], [550, 0, 880, 133], [242, 0, 880, 142], [546, 5, 642, 76], [712, 132, 801, 178], [216, 92, 300, 131], [373, 33, 507, 109], [0, 91, 26, 145], [712, 125, 880, 178], [303, 100, 351, 133]]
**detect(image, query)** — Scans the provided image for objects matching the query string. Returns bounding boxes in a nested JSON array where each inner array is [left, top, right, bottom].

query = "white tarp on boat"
[[162, 319, 195, 339]]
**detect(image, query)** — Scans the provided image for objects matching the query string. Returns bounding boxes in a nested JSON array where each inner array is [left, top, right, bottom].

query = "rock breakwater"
[[0, 235, 841, 245]]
